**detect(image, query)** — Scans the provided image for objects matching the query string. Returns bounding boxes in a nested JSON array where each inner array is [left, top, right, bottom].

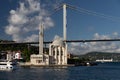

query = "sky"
[[1, 0, 120, 54]]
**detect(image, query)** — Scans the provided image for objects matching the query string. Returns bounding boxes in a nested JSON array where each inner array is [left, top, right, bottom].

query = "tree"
[[22, 48, 31, 62]]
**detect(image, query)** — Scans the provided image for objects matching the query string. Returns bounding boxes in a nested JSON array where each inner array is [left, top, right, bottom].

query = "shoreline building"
[[5, 51, 22, 61], [30, 24, 49, 65], [30, 36, 68, 65], [49, 36, 67, 65]]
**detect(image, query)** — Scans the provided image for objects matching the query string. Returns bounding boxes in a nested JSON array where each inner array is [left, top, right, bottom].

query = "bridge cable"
[[66, 4, 120, 23]]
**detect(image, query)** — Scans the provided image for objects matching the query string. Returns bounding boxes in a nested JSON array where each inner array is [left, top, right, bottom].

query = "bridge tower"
[[63, 4, 68, 64], [49, 4, 68, 65]]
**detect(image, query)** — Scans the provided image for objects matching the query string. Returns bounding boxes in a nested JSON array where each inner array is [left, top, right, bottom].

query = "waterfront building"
[[6, 51, 13, 61], [49, 36, 67, 65], [6, 51, 22, 61], [30, 37, 67, 65], [15, 52, 22, 59], [30, 24, 49, 65], [30, 54, 49, 65]]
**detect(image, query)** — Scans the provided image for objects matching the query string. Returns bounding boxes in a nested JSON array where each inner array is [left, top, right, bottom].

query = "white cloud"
[[70, 43, 80, 47], [69, 33, 120, 55], [94, 33, 110, 39], [113, 32, 118, 36], [9, 12, 28, 25], [24, 34, 38, 42], [5, 25, 20, 35], [5, 0, 54, 42], [12, 34, 23, 42]]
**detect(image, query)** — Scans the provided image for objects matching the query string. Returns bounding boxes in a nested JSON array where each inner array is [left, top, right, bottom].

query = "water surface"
[[0, 62, 120, 80]]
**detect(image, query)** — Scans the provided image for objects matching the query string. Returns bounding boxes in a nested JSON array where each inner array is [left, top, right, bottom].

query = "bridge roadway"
[[0, 39, 120, 45]]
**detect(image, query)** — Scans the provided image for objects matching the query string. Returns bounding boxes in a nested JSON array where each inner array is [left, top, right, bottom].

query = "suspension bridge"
[[0, 39, 120, 45]]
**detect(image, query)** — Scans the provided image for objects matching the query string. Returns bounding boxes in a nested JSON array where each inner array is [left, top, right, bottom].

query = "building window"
[[61, 50, 63, 54], [53, 51, 55, 56], [36, 60, 42, 63]]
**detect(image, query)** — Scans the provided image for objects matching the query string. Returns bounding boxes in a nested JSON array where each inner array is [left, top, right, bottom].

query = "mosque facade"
[[30, 36, 68, 65]]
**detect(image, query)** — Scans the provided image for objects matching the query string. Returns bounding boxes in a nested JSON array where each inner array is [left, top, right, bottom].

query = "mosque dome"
[[52, 35, 64, 46]]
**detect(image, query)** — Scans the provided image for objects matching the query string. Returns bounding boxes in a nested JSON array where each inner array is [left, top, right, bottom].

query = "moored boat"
[[96, 58, 113, 63], [0, 60, 16, 71]]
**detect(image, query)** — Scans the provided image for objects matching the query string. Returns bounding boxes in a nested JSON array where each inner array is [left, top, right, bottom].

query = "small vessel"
[[74, 62, 98, 66], [96, 58, 113, 63], [0, 60, 16, 71]]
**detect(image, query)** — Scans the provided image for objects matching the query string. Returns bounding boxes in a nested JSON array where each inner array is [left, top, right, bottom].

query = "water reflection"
[[18, 66, 70, 80], [30, 66, 70, 80], [1, 63, 120, 80]]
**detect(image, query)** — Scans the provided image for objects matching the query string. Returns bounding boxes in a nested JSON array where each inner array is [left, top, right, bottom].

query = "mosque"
[[30, 4, 68, 65]]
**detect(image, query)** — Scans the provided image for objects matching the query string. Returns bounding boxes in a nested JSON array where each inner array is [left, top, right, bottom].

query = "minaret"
[[39, 24, 44, 61]]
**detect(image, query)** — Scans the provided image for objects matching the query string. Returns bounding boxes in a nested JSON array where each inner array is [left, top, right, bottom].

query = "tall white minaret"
[[39, 24, 44, 55]]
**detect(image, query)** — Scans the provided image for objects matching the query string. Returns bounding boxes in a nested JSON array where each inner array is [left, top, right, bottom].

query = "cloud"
[[68, 33, 120, 55], [42, 0, 64, 9], [113, 32, 118, 36], [5, 0, 54, 42], [5, 25, 20, 35], [24, 34, 38, 42]]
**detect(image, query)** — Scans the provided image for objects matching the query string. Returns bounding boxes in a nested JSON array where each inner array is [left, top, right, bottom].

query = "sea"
[[0, 62, 120, 80]]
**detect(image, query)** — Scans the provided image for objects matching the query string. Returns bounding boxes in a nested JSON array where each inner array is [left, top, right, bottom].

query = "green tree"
[[22, 48, 31, 62]]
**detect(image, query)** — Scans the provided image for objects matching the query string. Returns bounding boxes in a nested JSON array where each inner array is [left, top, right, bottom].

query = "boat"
[[96, 58, 113, 63], [74, 62, 98, 66], [0, 60, 16, 70]]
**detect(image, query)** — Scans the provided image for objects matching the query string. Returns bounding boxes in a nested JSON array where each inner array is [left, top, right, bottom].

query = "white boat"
[[0, 60, 16, 70], [96, 58, 113, 63]]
